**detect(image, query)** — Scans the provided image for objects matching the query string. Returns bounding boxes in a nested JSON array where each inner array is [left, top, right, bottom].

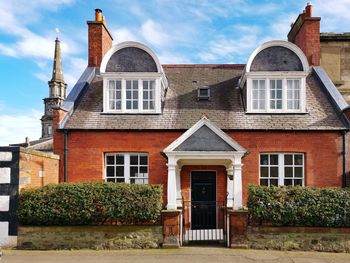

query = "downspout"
[[342, 130, 347, 188], [64, 129, 68, 182]]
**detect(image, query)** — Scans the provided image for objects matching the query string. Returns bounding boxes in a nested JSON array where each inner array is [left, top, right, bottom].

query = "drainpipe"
[[342, 131, 347, 188], [64, 129, 68, 182]]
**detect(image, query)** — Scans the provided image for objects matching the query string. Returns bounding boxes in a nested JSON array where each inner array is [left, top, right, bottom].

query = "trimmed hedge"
[[18, 183, 163, 226], [248, 185, 350, 227]]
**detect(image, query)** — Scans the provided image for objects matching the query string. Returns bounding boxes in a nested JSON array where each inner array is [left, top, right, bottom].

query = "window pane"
[[140, 166, 148, 175], [126, 90, 131, 100], [133, 91, 138, 99], [126, 101, 131, 109], [106, 155, 114, 165], [106, 178, 115, 183], [260, 179, 268, 186], [149, 101, 154, 110], [253, 100, 259, 110], [284, 155, 293, 165], [143, 91, 148, 100], [284, 179, 293, 186], [133, 101, 138, 109], [270, 179, 278, 186], [270, 167, 278, 177], [260, 167, 268, 177], [116, 178, 125, 183], [116, 155, 124, 165], [294, 179, 303, 186], [285, 167, 293, 178], [126, 80, 131, 89], [143, 101, 148, 109], [295, 167, 303, 177], [260, 155, 268, 165], [294, 155, 303, 165], [116, 166, 124, 177], [270, 155, 278, 165], [106, 166, 114, 177], [130, 166, 138, 178], [140, 155, 148, 165], [130, 155, 139, 165]]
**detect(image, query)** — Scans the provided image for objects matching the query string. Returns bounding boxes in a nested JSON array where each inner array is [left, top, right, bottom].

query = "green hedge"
[[248, 185, 350, 227], [18, 183, 163, 226]]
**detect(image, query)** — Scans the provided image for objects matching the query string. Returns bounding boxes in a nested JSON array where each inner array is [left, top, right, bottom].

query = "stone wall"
[[248, 226, 350, 253], [18, 225, 163, 250]]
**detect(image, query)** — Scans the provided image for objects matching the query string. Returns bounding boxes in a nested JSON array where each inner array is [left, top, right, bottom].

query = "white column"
[[176, 166, 182, 207], [166, 156, 178, 210], [226, 165, 234, 209], [233, 164, 243, 210]]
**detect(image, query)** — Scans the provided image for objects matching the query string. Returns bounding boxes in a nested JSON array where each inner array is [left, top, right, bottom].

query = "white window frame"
[[246, 72, 308, 113], [259, 153, 305, 187], [104, 153, 149, 184], [102, 72, 162, 114]]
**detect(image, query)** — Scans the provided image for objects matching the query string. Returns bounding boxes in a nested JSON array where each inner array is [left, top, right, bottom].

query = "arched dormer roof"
[[246, 40, 309, 72], [100, 41, 163, 73]]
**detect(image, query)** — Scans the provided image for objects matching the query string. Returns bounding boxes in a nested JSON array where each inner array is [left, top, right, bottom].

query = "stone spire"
[[51, 37, 65, 83], [40, 38, 67, 139]]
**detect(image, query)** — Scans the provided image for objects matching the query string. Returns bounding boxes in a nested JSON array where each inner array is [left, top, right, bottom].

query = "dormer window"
[[100, 41, 168, 114], [241, 41, 309, 114], [197, 86, 210, 100]]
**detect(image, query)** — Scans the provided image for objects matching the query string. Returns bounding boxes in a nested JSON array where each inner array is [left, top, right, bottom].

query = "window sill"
[[101, 111, 161, 115], [245, 111, 309, 115]]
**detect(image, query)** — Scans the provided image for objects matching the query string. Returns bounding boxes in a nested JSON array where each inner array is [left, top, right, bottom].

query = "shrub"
[[18, 182, 163, 226], [248, 185, 350, 227]]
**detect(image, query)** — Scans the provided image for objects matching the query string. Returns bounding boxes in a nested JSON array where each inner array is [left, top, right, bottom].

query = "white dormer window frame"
[[102, 72, 163, 114], [246, 71, 308, 113]]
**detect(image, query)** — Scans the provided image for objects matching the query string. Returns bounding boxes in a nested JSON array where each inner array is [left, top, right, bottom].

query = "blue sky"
[[0, 0, 349, 145]]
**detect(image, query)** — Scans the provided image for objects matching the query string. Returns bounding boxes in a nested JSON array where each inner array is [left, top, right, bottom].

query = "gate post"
[[227, 209, 249, 248], [161, 210, 182, 248]]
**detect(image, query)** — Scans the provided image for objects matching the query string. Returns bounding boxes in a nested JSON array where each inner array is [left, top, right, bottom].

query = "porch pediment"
[[164, 116, 246, 153]]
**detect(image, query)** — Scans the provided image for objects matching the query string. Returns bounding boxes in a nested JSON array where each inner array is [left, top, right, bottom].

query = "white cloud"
[[112, 28, 141, 43], [140, 20, 171, 47], [0, 109, 42, 146]]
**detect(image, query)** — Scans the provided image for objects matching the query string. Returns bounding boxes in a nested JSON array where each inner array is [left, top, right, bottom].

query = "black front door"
[[191, 171, 216, 229]]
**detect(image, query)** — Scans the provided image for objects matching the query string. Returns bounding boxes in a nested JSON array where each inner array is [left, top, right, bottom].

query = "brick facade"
[[54, 129, 344, 206]]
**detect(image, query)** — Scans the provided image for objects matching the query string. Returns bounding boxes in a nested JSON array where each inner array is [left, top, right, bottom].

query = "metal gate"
[[181, 199, 227, 243]]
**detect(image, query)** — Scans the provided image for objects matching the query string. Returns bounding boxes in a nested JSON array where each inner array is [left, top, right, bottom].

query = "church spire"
[[51, 37, 64, 83], [40, 38, 67, 139]]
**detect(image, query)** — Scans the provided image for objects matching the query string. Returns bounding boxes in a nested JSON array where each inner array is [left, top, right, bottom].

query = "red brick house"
[[53, 5, 350, 241]]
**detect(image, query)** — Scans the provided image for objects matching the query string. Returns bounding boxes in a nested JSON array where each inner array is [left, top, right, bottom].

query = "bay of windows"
[[259, 153, 304, 187], [250, 78, 303, 112], [106, 79, 156, 112], [105, 153, 148, 184]]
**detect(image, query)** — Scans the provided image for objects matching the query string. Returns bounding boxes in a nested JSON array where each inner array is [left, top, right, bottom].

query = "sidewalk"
[[2, 247, 350, 263]]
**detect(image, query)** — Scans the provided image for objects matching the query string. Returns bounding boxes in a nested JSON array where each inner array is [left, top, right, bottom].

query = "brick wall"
[[55, 130, 344, 205], [19, 148, 59, 190]]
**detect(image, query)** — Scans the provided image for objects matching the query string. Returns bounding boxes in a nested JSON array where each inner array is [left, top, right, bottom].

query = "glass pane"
[[260, 100, 265, 110], [116, 80, 121, 90], [149, 100, 154, 110], [285, 167, 293, 178], [294, 155, 303, 165], [126, 90, 131, 99], [106, 155, 114, 165], [116, 155, 124, 165], [116, 178, 125, 183], [276, 80, 282, 89], [260, 179, 268, 186], [133, 80, 138, 88], [284, 179, 293, 186], [295, 167, 303, 177], [277, 89, 282, 99], [130, 166, 138, 178], [140, 155, 147, 165], [133, 91, 138, 99], [130, 155, 139, 165], [116, 101, 121, 110], [106, 166, 114, 177], [253, 100, 258, 110], [270, 167, 278, 177], [126, 101, 131, 109], [270, 155, 278, 165], [143, 101, 148, 110], [115, 90, 121, 100], [260, 155, 268, 165], [143, 80, 148, 90], [284, 155, 293, 165], [126, 80, 131, 89], [294, 179, 303, 186], [116, 166, 124, 177], [287, 100, 293, 109], [143, 91, 148, 99], [133, 101, 138, 109], [140, 166, 148, 176], [106, 178, 115, 183], [270, 179, 278, 186], [260, 167, 268, 177], [253, 80, 258, 89], [276, 100, 282, 109], [149, 89, 154, 100], [270, 100, 276, 109], [109, 100, 115, 110]]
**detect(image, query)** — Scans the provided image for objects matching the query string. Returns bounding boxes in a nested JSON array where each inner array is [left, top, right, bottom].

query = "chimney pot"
[[95, 9, 103, 22], [305, 3, 312, 17]]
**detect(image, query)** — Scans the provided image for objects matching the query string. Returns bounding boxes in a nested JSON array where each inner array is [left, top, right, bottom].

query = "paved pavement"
[[2, 247, 350, 263]]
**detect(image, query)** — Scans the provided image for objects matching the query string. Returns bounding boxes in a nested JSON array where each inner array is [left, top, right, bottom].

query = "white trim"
[[100, 41, 163, 74], [164, 117, 247, 153]]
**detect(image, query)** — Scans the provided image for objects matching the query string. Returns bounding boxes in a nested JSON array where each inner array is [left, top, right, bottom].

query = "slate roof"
[[64, 64, 346, 131]]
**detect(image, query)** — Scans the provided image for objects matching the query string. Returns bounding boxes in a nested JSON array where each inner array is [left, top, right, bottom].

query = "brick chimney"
[[287, 3, 321, 66], [87, 9, 113, 67]]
